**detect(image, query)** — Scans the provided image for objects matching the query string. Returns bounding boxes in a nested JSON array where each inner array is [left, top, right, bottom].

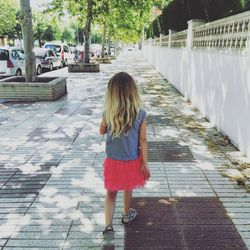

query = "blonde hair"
[[104, 72, 141, 138]]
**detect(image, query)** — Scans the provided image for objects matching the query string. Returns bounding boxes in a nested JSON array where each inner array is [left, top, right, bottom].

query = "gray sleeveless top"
[[105, 109, 146, 160]]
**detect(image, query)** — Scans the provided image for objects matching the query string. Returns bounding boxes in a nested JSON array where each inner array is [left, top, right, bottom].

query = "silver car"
[[34, 48, 61, 72], [0, 46, 42, 76]]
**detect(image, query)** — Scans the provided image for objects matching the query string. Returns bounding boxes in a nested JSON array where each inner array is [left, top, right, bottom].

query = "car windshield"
[[0, 49, 9, 60], [45, 45, 61, 53]]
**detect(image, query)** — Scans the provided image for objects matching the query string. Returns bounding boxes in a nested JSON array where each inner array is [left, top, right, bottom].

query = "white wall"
[[143, 45, 250, 158]]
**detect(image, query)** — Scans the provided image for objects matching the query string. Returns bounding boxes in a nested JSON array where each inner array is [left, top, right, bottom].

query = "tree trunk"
[[101, 23, 106, 58], [20, 0, 36, 82], [84, 0, 93, 64], [114, 42, 117, 56], [107, 38, 111, 55]]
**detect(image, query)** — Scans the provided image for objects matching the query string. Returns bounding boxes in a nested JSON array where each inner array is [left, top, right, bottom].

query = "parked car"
[[74, 45, 94, 62], [34, 48, 61, 72], [43, 41, 74, 67], [0, 46, 25, 76], [0, 46, 42, 76]]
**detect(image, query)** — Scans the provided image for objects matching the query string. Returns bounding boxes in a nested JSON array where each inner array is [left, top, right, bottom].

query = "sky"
[[29, 0, 70, 29], [30, 0, 52, 10]]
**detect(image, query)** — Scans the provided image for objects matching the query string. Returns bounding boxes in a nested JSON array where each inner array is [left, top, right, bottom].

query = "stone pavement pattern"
[[0, 51, 249, 249]]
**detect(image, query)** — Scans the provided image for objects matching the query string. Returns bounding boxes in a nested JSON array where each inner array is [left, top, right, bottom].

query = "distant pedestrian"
[[99, 72, 150, 247], [80, 51, 84, 62]]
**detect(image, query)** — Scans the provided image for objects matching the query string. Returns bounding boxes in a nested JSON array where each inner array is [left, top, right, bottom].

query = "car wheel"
[[49, 63, 53, 71], [37, 65, 42, 75], [16, 69, 22, 76]]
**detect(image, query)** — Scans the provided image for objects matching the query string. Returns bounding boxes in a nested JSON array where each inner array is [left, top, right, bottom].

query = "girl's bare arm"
[[99, 120, 107, 135], [139, 119, 150, 180]]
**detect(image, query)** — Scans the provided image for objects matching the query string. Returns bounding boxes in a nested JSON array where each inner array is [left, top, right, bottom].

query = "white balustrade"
[[193, 11, 250, 50], [144, 11, 250, 51], [171, 30, 188, 48], [161, 35, 169, 47]]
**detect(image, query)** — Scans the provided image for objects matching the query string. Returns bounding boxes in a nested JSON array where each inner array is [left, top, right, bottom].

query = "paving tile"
[[124, 197, 247, 250], [148, 141, 195, 162], [147, 115, 175, 126], [5, 239, 65, 247], [63, 238, 102, 247], [10, 232, 67, 240], [3, 248, 58, 250], [13, 225, 70, 232], [0, 239, 7, 247]]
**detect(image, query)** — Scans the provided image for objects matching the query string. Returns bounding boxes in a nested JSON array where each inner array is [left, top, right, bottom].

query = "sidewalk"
[[0, 51, 249, 249]]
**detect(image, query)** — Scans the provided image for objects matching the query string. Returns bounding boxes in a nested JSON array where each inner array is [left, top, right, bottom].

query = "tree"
[[241, 0, 250, 10], [90, 31, 102, 44], [19, 0, 36, 82], [6, 12, 22, 42], [48, 0, 163, 61], [0, 0, 17, 36], [83, 0, 93, 63], [33, 12, 49, 47], [95, 0, 159, 54], [148, 0, 246, 37], [33, 12, 62, 46], [201, 0, 242, 20], [61, 28, 75, 43], [48, 0, 94, 63]]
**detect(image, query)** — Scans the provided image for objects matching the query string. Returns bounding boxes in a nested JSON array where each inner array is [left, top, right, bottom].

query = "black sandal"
[[103, 225, 114, 234], [101, 225, 115, 249]]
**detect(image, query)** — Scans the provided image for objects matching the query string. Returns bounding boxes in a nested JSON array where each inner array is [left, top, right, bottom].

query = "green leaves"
[[46, 0, 177, 43], [97, 0, 155, 42], [32, 11, 63, 44], [47, 0, 159, 43], [0, 0, 17, 36], [147, 0, 249, 38]]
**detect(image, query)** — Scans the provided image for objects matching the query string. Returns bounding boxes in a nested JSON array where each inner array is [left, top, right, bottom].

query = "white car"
[[44, 41, 74, 67], [0, 46, 42, 76], [0, 46, 25, 76]]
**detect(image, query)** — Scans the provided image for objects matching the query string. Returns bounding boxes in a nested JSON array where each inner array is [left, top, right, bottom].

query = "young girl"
[[99, 72, 150, 245]]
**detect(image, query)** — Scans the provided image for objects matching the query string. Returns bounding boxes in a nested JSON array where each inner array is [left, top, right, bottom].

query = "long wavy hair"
[[104, 72, 141, 138]]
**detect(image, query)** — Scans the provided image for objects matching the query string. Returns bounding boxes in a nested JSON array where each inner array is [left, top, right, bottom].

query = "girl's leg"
[[123, 190, 132, 214], [104, 190, 117, 226]]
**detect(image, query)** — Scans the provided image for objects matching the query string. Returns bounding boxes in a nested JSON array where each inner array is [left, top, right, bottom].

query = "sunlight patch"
[[175, 190, 198, 196], [197, 162, 216, 171], [18, 163, 41, 174]]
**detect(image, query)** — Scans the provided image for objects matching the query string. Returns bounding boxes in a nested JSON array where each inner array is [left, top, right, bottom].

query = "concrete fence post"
[[187, 19, 205, 49], [168, 30, 172, 48], [248, 32, 250, 56], [247, 32, 250, 97]]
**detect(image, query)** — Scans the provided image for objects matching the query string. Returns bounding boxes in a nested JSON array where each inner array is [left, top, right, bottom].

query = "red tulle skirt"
[[103, 155, 146, 191]]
